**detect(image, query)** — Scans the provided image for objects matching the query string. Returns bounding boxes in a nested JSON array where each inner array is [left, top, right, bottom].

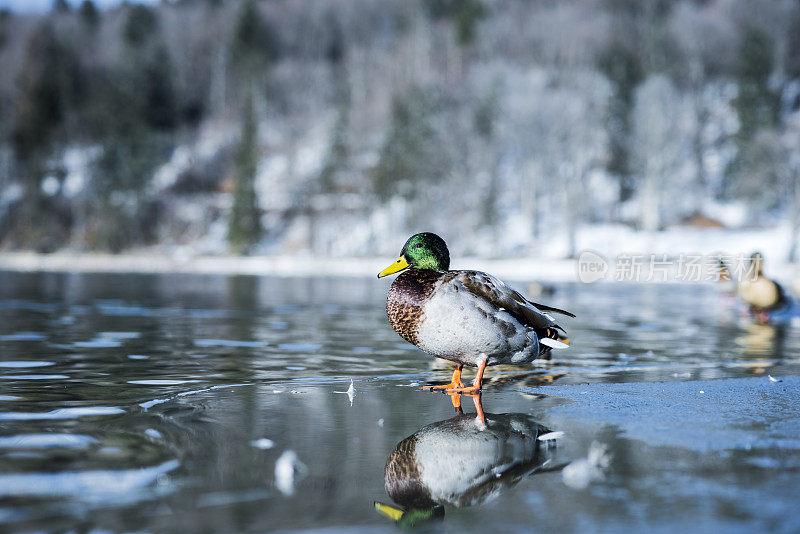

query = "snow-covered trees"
[[632, 75, 693, 232], [0, 0, 798, 258]]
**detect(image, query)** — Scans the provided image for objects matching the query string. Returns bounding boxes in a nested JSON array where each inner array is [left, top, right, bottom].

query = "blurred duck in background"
[[737, 252, 799, 324]]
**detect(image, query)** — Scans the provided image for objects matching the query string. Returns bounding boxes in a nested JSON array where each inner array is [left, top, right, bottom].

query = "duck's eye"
[[414, 244, 422, 249]]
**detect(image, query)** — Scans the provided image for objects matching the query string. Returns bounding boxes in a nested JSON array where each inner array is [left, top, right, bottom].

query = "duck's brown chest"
[[386, 269, 443, 346]]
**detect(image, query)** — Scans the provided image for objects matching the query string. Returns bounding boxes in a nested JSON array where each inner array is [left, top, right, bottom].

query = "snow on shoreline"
[[0, 225, 796, 284], [0, 251, 579, 282]]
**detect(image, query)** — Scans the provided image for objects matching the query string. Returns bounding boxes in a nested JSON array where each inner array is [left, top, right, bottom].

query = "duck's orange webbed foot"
[[439, 360, 486, 395], [422, 365, 464, 390]]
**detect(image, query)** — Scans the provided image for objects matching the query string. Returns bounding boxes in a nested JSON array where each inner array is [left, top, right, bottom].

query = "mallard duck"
[[377, 232, 574, 393], [375, 408, 558, 524], [738, 252, 789, 319]]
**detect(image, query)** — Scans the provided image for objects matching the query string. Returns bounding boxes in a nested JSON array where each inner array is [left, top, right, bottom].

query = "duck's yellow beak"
[[378, 256, 409, 278], [374, 501, 404, 521]]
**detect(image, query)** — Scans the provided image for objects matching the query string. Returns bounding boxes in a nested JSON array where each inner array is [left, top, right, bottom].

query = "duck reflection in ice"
[[735, 322, 788, 361], [375, 394, 561, 526]]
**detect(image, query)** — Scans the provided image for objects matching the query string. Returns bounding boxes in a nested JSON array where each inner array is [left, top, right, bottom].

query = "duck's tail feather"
[[529, 301, 576, 318], [541, 337, 569, 349]]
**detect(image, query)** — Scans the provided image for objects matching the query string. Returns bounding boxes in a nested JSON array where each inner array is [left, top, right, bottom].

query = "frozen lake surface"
[[0, 271, 798, 532]]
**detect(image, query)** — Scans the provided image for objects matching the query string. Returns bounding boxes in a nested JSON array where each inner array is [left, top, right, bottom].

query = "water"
[[0, 271, 798, 532]]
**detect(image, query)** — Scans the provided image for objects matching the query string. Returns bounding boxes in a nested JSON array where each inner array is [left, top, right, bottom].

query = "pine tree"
[[86, 65, 160, 251], [9, 23, 82, 248], [228, 95, 261, 254], [725, 26, 780, 198], [230, 0, 279, 73], [11, 24, 80, 165], [734, 26, 778, 145], [144, 46, 177, 131], [52, 0, 70, 14], [598, 40, 643, 204], [78, 4, 177, 251], [0, 10, 9, 51], [79, 1, 100, 30], [423, 0, 486, 47], [123, 4, 158, 47], [374, 88, 449, 202], [319, 105, 349, 194]]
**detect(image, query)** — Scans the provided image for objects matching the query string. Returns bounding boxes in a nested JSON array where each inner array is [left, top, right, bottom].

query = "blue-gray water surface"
[[0, 271, 798, 533]]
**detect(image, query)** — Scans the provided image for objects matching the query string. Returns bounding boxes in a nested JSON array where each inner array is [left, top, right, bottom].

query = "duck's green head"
[[378, 233, 450, 278]]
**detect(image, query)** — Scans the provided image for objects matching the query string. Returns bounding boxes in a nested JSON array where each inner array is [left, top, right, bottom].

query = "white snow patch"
[[61, 146, 101, 198], [0, 183, 24, 205], [562, 441, 610, 490], [152, 146, 193, 192], [274, 450, 307, 496], [41, 175, 60, 196], [250, 438, 275, 450]]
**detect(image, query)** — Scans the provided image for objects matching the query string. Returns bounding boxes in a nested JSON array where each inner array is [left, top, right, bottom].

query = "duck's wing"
[[449, 270, 573, 342]]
